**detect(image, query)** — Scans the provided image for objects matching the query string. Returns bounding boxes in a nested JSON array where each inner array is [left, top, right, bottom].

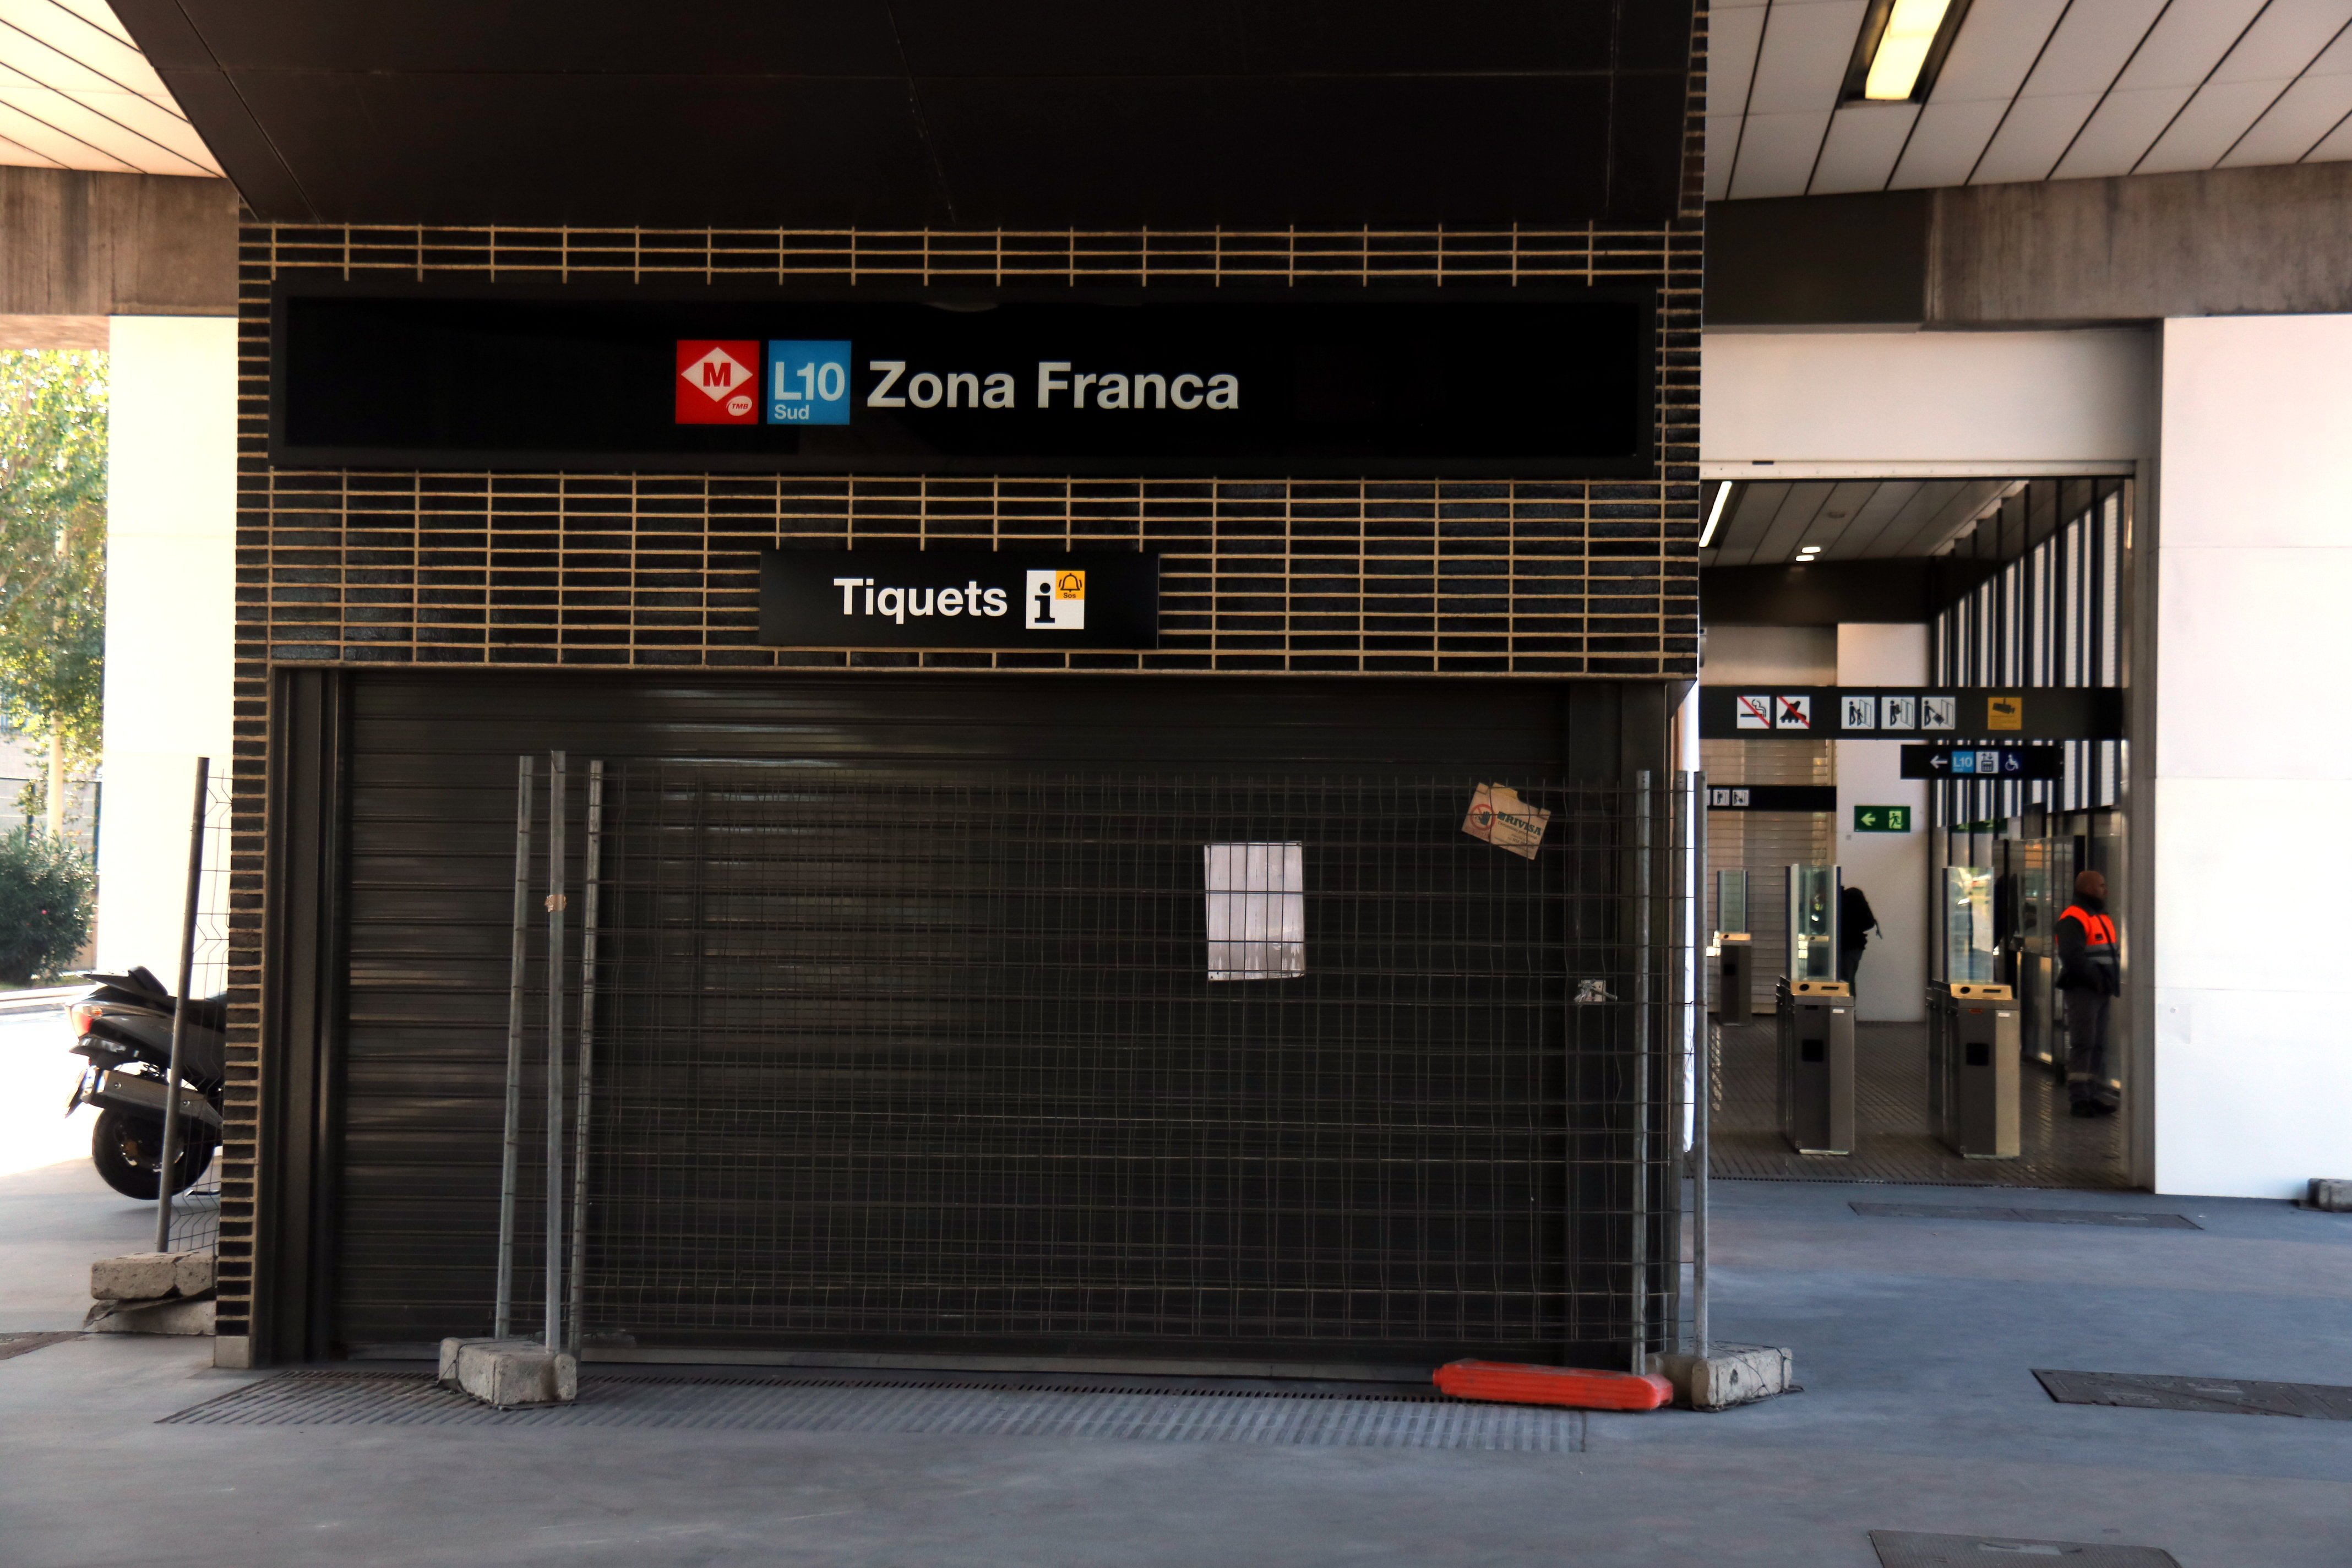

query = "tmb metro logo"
[[676, 341, 758, 424], [677, 340, 853, 427]]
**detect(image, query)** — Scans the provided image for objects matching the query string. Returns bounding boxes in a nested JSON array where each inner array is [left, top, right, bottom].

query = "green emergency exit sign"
[[1853, 805, 1912, 832]]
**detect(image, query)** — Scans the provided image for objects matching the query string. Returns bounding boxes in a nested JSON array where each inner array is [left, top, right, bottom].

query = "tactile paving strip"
[[2035, 1369, 2352, 1421], [1870, 1529, 2178, 1565], [1850, 1204, 2197, 1229], [160, 1369, 1583, 1451]]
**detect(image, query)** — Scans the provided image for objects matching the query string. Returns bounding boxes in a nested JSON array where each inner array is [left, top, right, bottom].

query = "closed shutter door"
[[334, 672, 1654, 1366]]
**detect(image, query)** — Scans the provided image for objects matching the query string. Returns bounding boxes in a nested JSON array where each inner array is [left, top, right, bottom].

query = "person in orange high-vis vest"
[[2056, 869, 2121, 1117]]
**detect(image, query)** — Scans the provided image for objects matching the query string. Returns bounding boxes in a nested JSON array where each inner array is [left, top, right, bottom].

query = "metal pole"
[[1692, 770, 1711, 1360], [1630, 769, 1652, 1374], [153, 756, 209, 1255], [494, 756, 533, 1340], [565, 760, 602, 1357], [544, 750, 568, 1352], [1664, 769, 1689, 1354]]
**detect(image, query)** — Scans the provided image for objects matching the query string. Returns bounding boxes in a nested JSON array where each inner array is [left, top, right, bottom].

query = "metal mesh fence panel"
[[489, 766, 1697, 1368], [165, 768, 236, 1260]]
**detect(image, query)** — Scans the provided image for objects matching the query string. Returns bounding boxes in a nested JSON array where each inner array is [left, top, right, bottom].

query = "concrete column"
[[2150, 314, 2352, 1200], [96, 316, 236, 976], [1834, 627, 1929, 1023]]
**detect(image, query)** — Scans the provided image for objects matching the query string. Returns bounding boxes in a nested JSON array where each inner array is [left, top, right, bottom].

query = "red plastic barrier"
[[1433, 1359, 1674, 1412]]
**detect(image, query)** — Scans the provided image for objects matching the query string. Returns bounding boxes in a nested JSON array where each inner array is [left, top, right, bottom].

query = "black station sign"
[[1698, 687, 2124, 742], [1705, 785, 1839, 812], [759, 548, 1159, 650], [1900, 745, 2066, 781], [271, 283, 1651, 477]]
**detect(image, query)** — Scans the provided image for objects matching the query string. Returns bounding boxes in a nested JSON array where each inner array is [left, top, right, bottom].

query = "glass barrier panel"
[[1945, 865, 1996, 983], [1717, 867, 1747, 936], [1787, 863, 1839, 981]]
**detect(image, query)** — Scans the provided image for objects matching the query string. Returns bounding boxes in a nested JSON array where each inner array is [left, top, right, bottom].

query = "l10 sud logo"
[[676, 340, 850, 426]]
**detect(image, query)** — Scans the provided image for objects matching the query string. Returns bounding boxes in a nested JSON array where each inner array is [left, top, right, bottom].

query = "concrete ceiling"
[[1711, 0, 2352, 200], [20, 3, 2352, 215], [0, 0, 217, 176], [1702, 477, 2016, 567], [102, 1, 1693, 226]]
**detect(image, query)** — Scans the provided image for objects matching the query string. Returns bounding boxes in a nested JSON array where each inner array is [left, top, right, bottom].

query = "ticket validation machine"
[[1930, 981, 2020, 1158], [1717, 933, 1754, 1023], [1777, 978, 1854, 1156]]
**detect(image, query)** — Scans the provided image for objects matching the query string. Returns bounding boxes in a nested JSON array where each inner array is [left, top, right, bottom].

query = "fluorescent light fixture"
[[1865, 0, 1953, 101], [1700, 481, 1732, 548], [1844, 0, 1970, 105]]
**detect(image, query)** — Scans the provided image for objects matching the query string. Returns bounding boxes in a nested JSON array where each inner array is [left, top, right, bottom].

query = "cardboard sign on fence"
[[1462, 783, 1551, 860]]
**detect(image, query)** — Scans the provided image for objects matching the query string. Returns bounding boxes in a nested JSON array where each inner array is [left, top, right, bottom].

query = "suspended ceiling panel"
[[1701, 477, 2016, 567], [1709, 0, 2352, 200], [0, 0, 218, 176]]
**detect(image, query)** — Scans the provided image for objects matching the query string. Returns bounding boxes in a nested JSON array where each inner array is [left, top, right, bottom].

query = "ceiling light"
[[1845, 0, 1970, 105], [1700, 481, 1733, 548]]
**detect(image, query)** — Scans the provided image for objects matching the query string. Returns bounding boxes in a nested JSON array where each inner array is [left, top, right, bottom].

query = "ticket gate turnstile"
[[1929, 981, 2020, 1158], [1777, 977, 1854, 1156], [1717, 933, 1754, 1024]]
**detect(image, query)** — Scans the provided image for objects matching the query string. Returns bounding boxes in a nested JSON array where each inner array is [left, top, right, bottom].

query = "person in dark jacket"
[[2056, 869, 2122, 1117], [1837, 884, 1879, 988]]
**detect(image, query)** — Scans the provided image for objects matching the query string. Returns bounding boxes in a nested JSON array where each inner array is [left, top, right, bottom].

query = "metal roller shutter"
[[331, 672, 1666, 1369]]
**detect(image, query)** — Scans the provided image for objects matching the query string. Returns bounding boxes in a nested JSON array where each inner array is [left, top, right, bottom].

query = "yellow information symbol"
[[1987, 694, 2023, 731], [1056, 570, 1085, 600]]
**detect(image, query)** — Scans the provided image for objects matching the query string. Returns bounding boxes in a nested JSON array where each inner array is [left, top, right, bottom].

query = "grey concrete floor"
[[0, 1003, 158, 1333], [2, 1164, 2349, 1567], [0, 1157, 153, 1331]]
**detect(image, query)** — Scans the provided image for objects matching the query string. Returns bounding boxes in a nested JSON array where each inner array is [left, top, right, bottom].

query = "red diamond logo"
[[676, 340, 759, 424]]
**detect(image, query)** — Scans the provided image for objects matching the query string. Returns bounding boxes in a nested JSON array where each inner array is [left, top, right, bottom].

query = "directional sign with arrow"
[[1900, 745, 2064, 781], [1853, 805, 1913, 832]]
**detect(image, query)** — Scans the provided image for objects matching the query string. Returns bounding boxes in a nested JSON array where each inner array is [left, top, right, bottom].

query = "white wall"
[[1835, 625, 1929, 1023], [96, 317, 237, 976], [2150, 315, 2352, 1199], [1703, 328, 2155, 469]]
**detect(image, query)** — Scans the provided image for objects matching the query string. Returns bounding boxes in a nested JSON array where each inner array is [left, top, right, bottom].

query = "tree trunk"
[[45, 727, 62, 839]]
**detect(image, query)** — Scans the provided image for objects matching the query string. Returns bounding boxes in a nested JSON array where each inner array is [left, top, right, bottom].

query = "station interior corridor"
[[1710, 1021, 2128, 1190]]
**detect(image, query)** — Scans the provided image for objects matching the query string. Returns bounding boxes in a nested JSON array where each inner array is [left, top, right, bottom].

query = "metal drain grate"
[[1851, 1204, 2199, 1230], [161, 1370, 1582, 1451], [1870, 1530, 2177, 1566], [2035, 1369, 2352, 1420]]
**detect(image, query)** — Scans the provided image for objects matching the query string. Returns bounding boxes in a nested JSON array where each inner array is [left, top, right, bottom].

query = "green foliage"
[[0, 825, 94, 982], [0, 351, 107, 787]]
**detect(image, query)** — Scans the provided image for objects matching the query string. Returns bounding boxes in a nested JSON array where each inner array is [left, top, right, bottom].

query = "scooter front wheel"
[[90, 1108, 212, 1201]]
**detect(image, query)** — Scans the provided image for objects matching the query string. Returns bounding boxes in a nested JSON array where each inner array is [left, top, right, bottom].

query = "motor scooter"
[[64, 967, 224, 1199]]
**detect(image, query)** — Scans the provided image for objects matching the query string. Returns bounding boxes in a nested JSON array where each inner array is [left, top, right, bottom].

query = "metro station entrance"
[[1696, 476, 2135, 1190]]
